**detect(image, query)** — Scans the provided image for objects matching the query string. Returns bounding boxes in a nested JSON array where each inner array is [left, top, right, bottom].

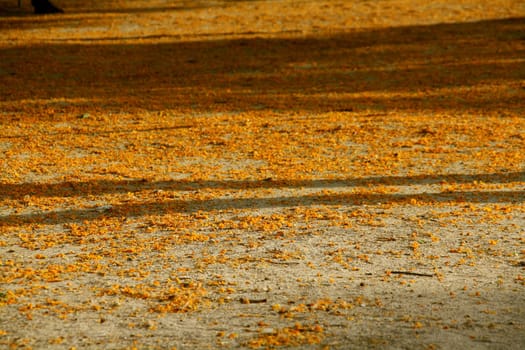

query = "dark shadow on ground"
[[0, 0, 229, 18], [0, 190, 523, 227], [0, 172, 523, 226], [0, 17, 523, 114], [0, 172, 523, 200]]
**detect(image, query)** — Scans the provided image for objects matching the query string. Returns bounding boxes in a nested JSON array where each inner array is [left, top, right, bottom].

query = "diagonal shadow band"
[[1, 18, 523, 114], [0, 189, 523, 227], [0, 172, 523, 200]]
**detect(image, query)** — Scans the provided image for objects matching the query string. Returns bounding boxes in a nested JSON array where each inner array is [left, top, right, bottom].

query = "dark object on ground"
[[32, 0, 63, 14]]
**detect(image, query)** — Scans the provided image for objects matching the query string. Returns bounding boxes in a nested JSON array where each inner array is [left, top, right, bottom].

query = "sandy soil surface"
[[0, 1, 524, 349]]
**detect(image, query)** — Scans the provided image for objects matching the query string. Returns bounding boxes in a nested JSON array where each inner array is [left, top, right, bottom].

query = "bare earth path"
[[0, 1, 524, 349]]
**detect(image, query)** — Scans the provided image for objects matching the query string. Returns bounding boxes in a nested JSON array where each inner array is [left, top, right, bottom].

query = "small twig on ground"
[[266, 260, 301, 265], [240, 297, 267, 304], [390, 271, 435, 277]]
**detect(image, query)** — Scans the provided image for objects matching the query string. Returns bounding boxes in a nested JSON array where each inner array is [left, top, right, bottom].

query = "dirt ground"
[[0, 1, 524, 349]]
